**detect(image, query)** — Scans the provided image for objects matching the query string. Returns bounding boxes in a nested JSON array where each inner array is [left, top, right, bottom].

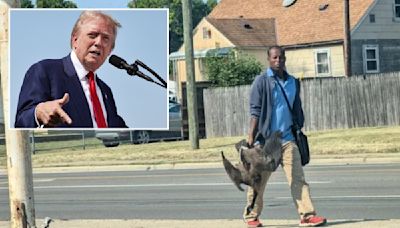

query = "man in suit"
[[15, 10, 127, 128]]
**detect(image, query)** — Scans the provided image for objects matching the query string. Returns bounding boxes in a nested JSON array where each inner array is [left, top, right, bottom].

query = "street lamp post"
[[0, 1, 36, 227]]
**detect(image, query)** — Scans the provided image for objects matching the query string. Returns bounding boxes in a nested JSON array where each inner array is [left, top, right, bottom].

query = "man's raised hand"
[[35, 93, 72, 127]]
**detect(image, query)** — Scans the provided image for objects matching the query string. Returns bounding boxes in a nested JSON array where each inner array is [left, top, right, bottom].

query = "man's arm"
[[248, 76, 262, 146], [15, 63, 72, 128], [15, 63, 48, 127]]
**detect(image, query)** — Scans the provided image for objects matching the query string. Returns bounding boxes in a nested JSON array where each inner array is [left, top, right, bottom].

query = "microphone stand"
[[135, 60, 167, 88], [129, 61, 167, 89]]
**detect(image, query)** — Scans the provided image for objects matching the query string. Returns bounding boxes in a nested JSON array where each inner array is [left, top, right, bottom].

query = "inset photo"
[[9, 9, 168, 129]]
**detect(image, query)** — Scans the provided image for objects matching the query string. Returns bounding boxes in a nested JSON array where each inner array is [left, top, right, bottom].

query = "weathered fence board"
[[203, 73, 400, 137]]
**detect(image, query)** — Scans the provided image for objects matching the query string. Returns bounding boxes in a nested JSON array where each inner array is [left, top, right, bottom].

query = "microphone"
[[109, 54, 138, 76]]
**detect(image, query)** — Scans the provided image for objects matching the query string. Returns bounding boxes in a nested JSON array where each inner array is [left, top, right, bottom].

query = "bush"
[[205, 50, 263, 87]]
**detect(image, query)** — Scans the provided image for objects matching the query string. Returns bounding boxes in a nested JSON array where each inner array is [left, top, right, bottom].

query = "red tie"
[[87, 71, 107, 128]]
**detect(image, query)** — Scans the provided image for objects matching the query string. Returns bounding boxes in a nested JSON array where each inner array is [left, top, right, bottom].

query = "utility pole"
[[182, 0, 199, 149], [0, 1, 36, 228], [344, 0, 352, 76]]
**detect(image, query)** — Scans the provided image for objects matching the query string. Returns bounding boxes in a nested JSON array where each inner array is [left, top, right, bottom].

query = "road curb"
[[33, 155, 400, 173], [1, 154, 399, 174]]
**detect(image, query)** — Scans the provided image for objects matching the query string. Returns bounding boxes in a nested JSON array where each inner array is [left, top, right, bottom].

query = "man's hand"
[[35, 93, 72, 127], [247, 117, 258, 147], [247, 135, 254, 148]]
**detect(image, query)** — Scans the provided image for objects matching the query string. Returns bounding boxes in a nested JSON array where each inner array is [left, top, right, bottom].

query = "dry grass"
[[0, 126, 400, 168], [29, 136, 244, 168], [307, 126, 400, 154]]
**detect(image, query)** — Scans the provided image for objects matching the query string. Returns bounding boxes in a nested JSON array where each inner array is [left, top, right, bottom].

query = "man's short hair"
[[267, 45, 285, 57], [70, 11, 121, 49]]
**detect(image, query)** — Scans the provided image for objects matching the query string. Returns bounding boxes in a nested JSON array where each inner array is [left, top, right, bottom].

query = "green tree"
[[128, 0, 218, 53], [36, 0, 77, 8], [207, 0, 218, 9], [205, 50, 263, 87], [21, 0, 34, 8]]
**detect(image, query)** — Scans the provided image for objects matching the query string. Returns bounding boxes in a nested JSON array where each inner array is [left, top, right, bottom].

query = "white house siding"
[[179, 18, 234, 52], [238, 48, 269, 69], [285, 45, 345, 78]]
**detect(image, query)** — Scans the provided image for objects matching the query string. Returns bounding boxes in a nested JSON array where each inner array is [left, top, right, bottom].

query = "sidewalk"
[[1, 219, 399, 228]]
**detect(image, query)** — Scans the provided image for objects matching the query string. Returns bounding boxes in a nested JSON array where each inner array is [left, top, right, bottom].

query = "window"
[[202, 27, 211, 39], [314, 49, 331, 76], [363, 45, 380, 73], [199, 58, 206, 76], [369, 14, 375, 23], [395, 0, 400, 19]]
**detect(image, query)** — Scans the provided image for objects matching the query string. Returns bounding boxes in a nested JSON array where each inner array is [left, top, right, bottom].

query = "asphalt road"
[[1, 163, 400, 221]]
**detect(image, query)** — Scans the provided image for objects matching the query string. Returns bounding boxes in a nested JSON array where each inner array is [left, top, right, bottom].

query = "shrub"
[[205, 50, 263, 87]]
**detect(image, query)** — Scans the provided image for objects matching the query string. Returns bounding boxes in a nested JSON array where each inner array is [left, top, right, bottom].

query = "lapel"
[[62, 55, 93, 127], [96, 78, 113, 124]]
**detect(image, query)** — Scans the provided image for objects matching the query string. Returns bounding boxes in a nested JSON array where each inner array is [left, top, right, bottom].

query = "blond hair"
[[70, 11, 121, 49]]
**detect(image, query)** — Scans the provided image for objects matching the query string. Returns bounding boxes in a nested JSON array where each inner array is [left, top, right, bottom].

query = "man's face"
[[72, 17, 114, 72], [268, 48, 286, 71]]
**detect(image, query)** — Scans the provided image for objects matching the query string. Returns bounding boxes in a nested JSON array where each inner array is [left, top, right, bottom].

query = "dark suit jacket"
[[15, 55, 127, 128]]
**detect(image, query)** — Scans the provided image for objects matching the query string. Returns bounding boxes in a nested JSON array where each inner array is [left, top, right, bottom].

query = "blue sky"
[[9, 9, 168, 129]]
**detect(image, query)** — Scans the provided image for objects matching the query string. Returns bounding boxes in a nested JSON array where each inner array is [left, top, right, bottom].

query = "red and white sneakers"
[[245, 215, 326, 227], [247, 218, 263, 227], [299, 215, 327, 227]]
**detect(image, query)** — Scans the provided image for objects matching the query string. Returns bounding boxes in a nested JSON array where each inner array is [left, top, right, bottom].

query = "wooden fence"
[[203, 72, 400, 137]]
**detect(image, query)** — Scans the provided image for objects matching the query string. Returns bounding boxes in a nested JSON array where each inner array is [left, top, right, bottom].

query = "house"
[[171, 0, 400, 93], [169, 17, 276, 99], [210, 0, 400, 77]]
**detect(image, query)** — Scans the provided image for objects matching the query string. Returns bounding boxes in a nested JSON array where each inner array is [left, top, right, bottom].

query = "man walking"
[[245, 46, 327, 227]]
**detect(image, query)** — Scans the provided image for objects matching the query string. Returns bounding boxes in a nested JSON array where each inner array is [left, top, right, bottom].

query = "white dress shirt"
[[71, 50, 108, 127]]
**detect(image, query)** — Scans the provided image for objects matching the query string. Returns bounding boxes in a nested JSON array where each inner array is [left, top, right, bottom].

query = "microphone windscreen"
[[109, 55, 126, 69]]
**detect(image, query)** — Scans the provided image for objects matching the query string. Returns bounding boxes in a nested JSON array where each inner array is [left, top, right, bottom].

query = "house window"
[[314, 49, 331, 76], [199, 58, 206, 76], [363, 45, 380, 73], [369, 14, 375, 23], [394, 0, 400, 19], [202, 27, 211, 39]]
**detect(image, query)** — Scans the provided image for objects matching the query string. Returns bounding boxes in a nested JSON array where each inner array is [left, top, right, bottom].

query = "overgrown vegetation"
[[22, 0, 77, 8], [205, 50, 263, 87]]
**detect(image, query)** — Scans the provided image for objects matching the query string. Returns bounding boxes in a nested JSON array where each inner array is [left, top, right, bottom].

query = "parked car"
[[96, 101, 182, 147], [95, 131, 121, 147]]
